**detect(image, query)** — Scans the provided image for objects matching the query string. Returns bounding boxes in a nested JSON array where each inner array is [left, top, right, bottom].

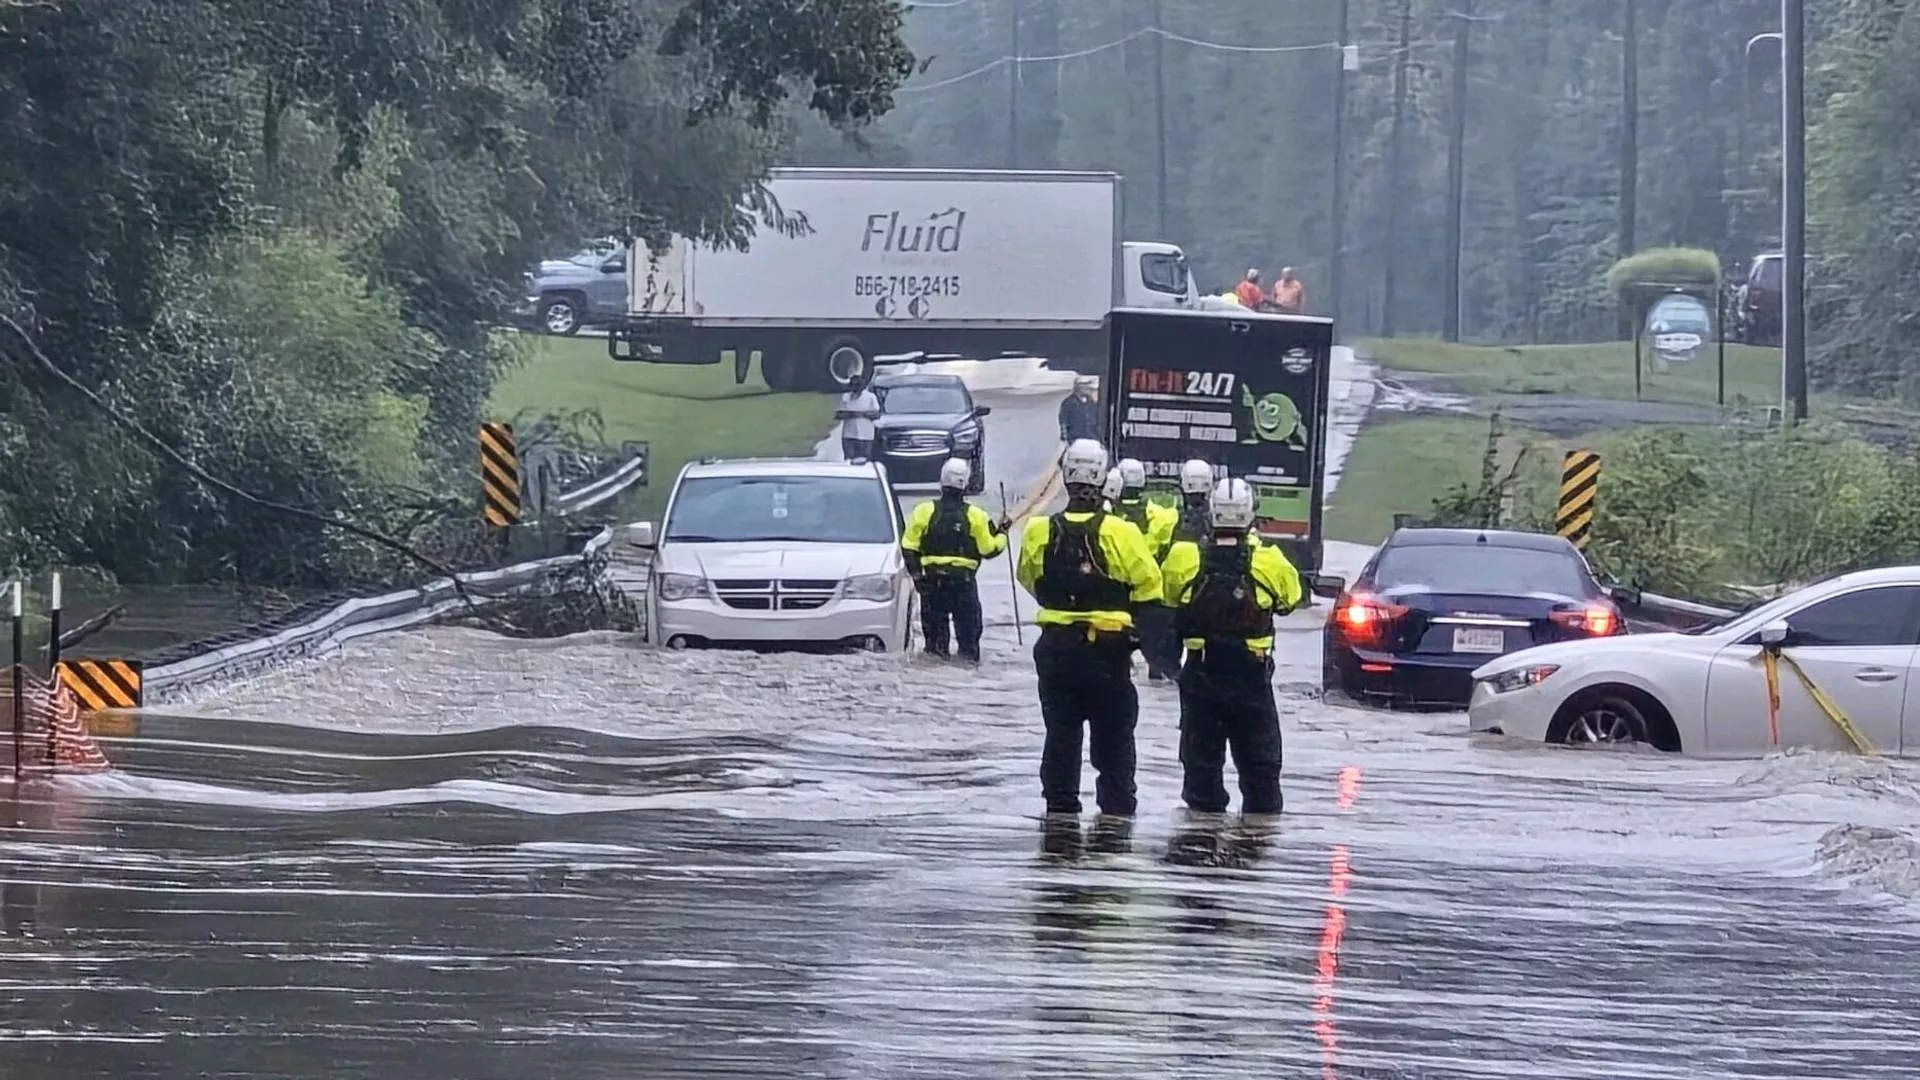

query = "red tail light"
[[1551, 604, 1621, 636], [1333, 592, 1409, 645]]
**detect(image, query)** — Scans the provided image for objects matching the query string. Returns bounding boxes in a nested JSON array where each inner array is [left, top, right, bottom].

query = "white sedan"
[[1468, 565, 1920, 755]]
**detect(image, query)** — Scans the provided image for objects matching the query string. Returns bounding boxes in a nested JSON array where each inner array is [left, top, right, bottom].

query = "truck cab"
[[1124, 242, 1200, 308]]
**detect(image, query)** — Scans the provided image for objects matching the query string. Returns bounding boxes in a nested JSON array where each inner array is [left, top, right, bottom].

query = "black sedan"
[[1319, 527, 1631, 708], [869, 372, 990, 493]]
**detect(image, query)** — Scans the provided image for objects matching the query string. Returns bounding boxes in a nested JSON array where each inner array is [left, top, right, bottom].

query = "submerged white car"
[[1468, 565, 1920, 755], [628, 458, 914, 652]]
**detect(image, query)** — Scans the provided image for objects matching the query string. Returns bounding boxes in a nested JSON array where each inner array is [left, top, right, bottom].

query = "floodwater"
[[7, 353, 1920, 1078]]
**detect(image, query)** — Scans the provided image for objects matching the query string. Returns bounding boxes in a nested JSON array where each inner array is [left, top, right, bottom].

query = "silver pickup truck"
[[511, 241, 628, 335]]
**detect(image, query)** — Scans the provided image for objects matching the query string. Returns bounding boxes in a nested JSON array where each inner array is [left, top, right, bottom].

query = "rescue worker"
[[1145, 457, 1222, 680], [1170, 459, 1217, 546], [1234, 269, 1265, 309], [1058, 376, 1102, 443], [1108, 458, 1179, 682], [1016, 439, 1163, 818], [901, 457, 1011, 663], [1160, 477, 1303, 816]]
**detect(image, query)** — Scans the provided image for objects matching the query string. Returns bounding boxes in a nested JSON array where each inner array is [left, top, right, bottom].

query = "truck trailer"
[[608, 168, 1199, 392]]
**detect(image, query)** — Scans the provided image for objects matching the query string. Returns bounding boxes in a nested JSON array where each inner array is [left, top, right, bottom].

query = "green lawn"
[[489, 334, 836, 520], [1325, 414, 1560, 546], [1356, 337, 1785, 406]]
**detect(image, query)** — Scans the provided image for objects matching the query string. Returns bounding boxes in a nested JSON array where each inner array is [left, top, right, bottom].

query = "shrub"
[[1604, 247, 1723, 312]]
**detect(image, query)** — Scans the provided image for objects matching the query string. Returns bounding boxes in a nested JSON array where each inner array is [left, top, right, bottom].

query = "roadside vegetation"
[[0, 0, 915, 590], [491, 337, 835, 522], [1338, 407, 1920, 604]]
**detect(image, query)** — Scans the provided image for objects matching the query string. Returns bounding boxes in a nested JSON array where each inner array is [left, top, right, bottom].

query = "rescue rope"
[[1759, 646, 1877, 755]]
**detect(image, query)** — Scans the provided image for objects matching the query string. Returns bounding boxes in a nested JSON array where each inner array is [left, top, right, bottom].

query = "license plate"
[[1452, 627, 1506, 654]]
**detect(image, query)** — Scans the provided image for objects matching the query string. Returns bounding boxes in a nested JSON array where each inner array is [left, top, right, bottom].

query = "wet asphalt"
[[6, 358, 1920, 1078]]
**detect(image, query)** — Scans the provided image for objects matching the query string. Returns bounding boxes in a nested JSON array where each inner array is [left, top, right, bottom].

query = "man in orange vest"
[[1233, 269, 1265, 309], [1272, 267, 1305, 312]]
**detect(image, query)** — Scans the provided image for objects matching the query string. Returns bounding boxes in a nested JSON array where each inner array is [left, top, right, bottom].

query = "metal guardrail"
[[141, 528, 617, 705], [550, 452, 647, 517]]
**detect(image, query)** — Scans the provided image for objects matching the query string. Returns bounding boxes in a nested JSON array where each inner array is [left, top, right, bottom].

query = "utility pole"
[[1442, 0, 1473, 342], [1151, 0, 1169, 237], [1330, 0, 1351, 330], [1006, 0, 1021, 169], [1781, 0, 1808, 422], [1382, 0, 1412, 338], [1617, 0, 1639, 339]]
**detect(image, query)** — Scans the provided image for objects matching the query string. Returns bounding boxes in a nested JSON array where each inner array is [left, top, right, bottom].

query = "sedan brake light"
[[1550, 604, 1621, 636], [1333, 591, 1409, 645]]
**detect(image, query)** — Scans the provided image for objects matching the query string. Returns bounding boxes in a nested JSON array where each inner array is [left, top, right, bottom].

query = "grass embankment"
[[1325, 415, 1558, 546], [1355, 337, 1785, 405], [490, 335, 836, 520]]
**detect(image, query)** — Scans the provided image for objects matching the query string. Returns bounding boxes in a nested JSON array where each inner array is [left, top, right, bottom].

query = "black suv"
[[869, 372, 990, 494]]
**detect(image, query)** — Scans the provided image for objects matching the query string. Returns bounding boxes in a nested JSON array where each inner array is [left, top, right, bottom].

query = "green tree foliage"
[[862, 0, 1920, 375], [0, 0, 915, 584]]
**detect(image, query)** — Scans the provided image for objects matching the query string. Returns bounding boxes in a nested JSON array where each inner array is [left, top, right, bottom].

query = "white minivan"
[[627, 458, 915, 651]]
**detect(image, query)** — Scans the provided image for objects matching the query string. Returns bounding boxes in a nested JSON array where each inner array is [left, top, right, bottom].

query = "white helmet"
[[939, 457, 971, 491], [1102, 467, 1124, 502], [1061, 438, 1109, 488], [1179, 459, 1215, 495], [1118, 458, 1146, 490], [1210, 478, 1257, 530]]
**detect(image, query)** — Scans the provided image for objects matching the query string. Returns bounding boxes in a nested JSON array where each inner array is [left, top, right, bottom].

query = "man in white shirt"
[[835, 373, 881, 463]]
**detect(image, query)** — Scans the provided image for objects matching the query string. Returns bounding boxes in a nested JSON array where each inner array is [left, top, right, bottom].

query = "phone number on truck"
[[853, 274, 962, 298]]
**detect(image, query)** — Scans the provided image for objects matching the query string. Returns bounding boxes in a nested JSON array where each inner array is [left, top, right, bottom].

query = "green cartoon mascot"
[[1241, 386, 1309, 449]]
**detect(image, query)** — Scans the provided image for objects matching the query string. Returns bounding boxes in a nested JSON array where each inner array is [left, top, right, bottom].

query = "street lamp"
[[1746, 0, 1806, 425]]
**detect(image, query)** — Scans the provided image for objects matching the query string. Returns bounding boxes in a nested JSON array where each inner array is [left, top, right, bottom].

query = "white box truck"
[[607, 168, 1200, 391]]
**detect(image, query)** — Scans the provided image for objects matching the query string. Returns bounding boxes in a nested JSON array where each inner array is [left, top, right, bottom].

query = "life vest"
[[1034, 513, 1132, 613], [1175, 539, 1275, 642], [1171, 501, 1211, 546], [919, 495, 976, 565], [1115, 496, 1153, 537]]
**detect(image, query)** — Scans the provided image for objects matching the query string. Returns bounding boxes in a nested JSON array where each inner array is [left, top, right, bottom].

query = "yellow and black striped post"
[[1556, 449, 1601, 550], [480, 421, 522, 527], [55, 659, 143, 712]]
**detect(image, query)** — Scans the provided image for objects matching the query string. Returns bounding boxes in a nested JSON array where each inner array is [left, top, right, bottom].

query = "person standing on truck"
[[1058, 376, 1102, 444], [836, 372, 882, 463], [901, 458, 1011, 664], [1017, 439, 1163, 819], [1160, 477, 1302, 817], [1234, 269, 1265, 309], [1271, 267, 1305, 313]]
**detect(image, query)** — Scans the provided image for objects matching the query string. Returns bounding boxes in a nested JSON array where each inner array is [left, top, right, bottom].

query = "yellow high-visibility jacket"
[[1016, 511, 1163, 632], [901, 497, 1007, 573], [1111, 496, 1179, 563], [1160, 536, 1303, 654]]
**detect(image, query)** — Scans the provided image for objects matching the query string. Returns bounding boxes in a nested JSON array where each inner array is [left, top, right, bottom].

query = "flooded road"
[[8, 354, 1920, 1078]]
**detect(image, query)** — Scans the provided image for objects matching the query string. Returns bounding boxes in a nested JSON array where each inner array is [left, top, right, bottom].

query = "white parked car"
[[628, 458, 914, 652], [1468, 565, 1920, 755]]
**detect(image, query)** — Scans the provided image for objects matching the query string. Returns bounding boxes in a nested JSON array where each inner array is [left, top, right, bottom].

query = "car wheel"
[[1554, 692, 1651, 746], [541, 294, 583, 336]]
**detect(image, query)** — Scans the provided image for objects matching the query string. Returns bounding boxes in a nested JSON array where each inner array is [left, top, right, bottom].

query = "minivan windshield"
[[665, 475, 896, 544]]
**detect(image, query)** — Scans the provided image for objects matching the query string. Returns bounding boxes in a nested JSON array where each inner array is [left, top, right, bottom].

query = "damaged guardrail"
[[140, 528, 616, 706]]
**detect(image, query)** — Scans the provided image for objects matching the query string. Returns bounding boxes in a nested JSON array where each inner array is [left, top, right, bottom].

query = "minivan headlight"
[[655, 573, 707, 602], [1484, 664, 1559, 694], [844, 574, 895, 602]]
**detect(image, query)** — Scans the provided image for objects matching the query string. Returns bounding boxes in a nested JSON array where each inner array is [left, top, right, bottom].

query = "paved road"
[[6, 353, 1920, 1078]]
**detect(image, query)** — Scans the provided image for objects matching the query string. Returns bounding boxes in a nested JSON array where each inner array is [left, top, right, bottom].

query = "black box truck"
[[1103, 307, 1337, 575]]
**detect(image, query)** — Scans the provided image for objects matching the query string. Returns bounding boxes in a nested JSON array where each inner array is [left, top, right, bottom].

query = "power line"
[[900, 27, 1454, 94]]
